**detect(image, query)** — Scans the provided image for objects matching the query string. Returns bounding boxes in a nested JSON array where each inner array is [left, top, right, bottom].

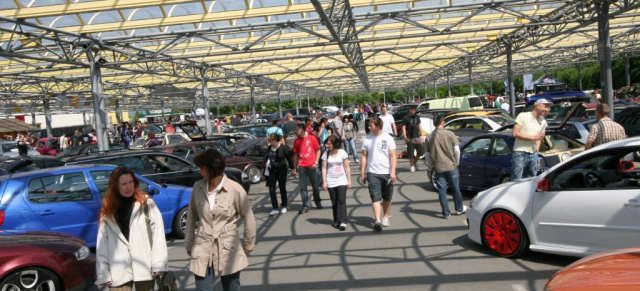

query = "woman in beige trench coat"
[[185, 149, 256, 291]]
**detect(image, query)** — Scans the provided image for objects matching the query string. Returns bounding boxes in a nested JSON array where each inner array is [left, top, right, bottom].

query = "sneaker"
[[410, 166, 415, 173], [280, 207, 288, 214], [373, 221, 383, 231], [339, 223, 347, 231], [269, 209, 279, 216], [381, 217, 390, 227], [443, 214, 451, 219], [299, 206, 310, 214], [315, 201, 323, 209], [355, 159, 360, 163], [455, 205, 468, 216]]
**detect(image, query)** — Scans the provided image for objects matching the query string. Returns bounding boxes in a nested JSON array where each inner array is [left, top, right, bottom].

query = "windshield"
[[228, 139, 257, 153], [487, 116, 514, 126], [1, 143, 14, 152]]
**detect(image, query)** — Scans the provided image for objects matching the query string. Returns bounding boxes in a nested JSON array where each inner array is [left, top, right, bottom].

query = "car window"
[[196, 144, 232, 158], [445, 120, 464, 131], [147, 155, 191, 172], [550, 148, 640, 191], [104, 156, 152, 175], [492, 138, 512, 156], [90, 170, 110, 197], [462, 119, 484, 130], [462, 138, 491, 157], [559, 124, 581, 141], [28, 172, 93, 203], [468, 97, 483, 108], [172, 147, 193, 162]]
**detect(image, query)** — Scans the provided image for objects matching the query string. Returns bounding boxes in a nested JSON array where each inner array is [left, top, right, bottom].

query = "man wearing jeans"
[[292, 124, 322, 213], [511, 98, 550, 180], [361, 117, 397, 231], [425, 115, 466, 219]]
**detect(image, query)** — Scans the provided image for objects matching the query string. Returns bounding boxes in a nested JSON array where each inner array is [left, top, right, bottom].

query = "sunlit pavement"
[[97, 128, 578, 291]]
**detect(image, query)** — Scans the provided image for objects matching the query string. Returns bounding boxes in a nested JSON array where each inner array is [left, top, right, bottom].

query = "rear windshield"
[[468, 97, 483, 108]]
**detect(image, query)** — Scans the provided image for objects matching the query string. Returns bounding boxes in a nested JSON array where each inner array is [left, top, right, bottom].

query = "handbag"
[[143, 203, 178, 291]]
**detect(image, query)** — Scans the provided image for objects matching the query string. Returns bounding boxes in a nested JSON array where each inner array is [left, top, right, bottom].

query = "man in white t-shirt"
[[511, 98, 550, 180], [379, 106, 397, 137], [500, 99, 510, 113], [361, 117, 397, 231]]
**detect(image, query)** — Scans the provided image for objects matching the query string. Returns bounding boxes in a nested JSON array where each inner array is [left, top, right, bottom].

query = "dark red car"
[[159, 141, 264, 184], [0, 230, 96, 291]]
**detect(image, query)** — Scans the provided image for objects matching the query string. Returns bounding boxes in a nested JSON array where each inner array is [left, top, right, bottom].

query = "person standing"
[[78, 128, 91, 146], [402, 105, 424, 172], [16, 135, 30, 157], [332, 111, 345, 142], [360, 117, 397, 231], [379, 106, 397, 137], [96, 167, 168, 290], [322, 135, 352, 231], [500, 99, 510, 113], [263, 134, 295, 216], [511, 98, 551, 180], [425, 116, 466, 219], [305, 116, 315, 136], [282, 113, 297, 138], [585, 104, 626, 150], [343, 115, 359, 163], [266, 119, 284, 137], [59, 132, 69, 152], [164, 122, 175, 134], [185, 149, 256, 291], [292, 124, 322, 213]]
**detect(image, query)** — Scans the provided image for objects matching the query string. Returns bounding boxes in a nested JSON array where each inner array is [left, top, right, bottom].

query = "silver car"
[[0, 141, 40, 157]]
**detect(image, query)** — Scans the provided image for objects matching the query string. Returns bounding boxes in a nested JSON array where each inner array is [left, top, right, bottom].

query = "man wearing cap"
[[511, 99, 551, 180]]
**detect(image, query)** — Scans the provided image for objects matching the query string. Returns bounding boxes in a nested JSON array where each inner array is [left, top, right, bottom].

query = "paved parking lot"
[[153, 136, 578, 291]]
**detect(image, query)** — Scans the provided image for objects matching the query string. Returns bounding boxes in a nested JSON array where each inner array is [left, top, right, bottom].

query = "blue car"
[[433, 131, 584, 192], [0, 165, 192, 247]]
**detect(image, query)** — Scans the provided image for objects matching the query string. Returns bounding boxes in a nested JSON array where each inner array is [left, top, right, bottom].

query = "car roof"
[[158, 141, 223, 148], [0, 164, 114, 180], [63, 149, 161, 161]]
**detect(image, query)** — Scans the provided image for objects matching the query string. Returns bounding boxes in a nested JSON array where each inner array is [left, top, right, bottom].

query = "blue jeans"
[[194, 267, 240, 291], [344, 138, 359, 160], [299, 166, 321, 208], [434, 168, 464, 217], [511, 151, 538, 181]]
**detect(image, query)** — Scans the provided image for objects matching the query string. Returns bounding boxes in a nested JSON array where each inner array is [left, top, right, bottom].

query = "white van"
[[418, 95, 484, 111]]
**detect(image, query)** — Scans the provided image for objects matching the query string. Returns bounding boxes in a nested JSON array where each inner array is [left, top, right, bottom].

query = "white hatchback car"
[[467, 137, 640, 258]]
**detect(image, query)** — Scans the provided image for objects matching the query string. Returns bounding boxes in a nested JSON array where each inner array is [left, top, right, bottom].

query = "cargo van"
[[418, 95, 483, 111]]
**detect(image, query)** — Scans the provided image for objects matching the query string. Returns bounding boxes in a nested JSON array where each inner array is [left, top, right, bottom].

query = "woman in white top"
[[321, 135, 352, 231], [96, 166, 168, 291]]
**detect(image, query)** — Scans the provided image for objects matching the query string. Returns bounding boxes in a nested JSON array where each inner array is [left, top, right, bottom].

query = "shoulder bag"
[[143, 203, 178, 291]]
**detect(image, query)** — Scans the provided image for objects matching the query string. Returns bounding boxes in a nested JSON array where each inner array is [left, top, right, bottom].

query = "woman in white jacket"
[[96, 166, 168, 290]]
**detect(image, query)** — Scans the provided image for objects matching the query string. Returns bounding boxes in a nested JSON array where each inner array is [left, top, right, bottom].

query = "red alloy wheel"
[[483, 211, 526, 257]]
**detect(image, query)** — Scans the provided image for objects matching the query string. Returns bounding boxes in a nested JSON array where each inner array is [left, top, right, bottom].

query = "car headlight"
[[561, 153, 571, 161], [74, 246, 90, 261], [241, 171, 249, 181]]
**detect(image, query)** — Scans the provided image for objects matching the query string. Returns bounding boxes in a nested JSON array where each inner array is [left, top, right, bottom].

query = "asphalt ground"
[[96, 128, 579, 291]]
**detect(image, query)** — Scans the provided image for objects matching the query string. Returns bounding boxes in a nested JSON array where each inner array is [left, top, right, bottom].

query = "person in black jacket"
[[263, 134, 295, 216]]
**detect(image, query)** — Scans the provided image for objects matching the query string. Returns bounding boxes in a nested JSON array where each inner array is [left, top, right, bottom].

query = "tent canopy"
[[0, 119, 40, 134]]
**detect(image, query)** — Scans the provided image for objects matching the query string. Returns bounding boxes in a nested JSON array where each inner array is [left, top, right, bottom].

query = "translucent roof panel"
[[0, 2, 18, 9], [120, 7, 165, 21], [254, 0, 290, 9], [163, 3, 206, 17], [18, 0, 66, 8], [212, 0, 246, 13]]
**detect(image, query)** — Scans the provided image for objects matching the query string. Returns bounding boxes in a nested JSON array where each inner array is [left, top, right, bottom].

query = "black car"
[[0, 156, 63, 176], [615, 106, 640, 138], [235, 124, 271, 138], [229, 138, 267, 158], [62, 150, 251, 192], [57, 143, 127, 158]]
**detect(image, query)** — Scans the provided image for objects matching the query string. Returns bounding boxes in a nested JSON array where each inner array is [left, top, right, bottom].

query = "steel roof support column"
[[86, 51, 109, 152], [341, 92, 344, 107], [447, 71, 452, 98], [31, 111, 36, 126], [506, 44, 516, 117], [277, 85, 283, 119], [295, 91, 299, 116], [577, 64, 583, 91], [468, 59, 474, 95], [625, 54, 631, 86], [161, 101, 166, 123], [597, 1, 614, 118], [434, 79, 438, 99], [250, 79, 256, 124], [43, 99, 52, 138], [115, 99, 123, 125], [200, 68, 213, 137]]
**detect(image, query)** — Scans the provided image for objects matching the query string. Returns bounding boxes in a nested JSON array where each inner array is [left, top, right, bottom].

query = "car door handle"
[[39, 210, 55, 216], [625, 199, 640, 208]]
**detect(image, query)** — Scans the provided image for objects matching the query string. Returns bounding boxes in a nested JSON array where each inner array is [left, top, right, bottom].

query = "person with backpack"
[[96, 167, 168, 290]]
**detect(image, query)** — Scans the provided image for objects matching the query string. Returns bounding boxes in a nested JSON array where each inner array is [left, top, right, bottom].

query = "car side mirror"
[[148, 187, 160, 195], [620, 160, 635, 172]]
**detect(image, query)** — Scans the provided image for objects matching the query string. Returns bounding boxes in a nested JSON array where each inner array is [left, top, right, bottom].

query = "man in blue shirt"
[[266, 119, 284, 137]]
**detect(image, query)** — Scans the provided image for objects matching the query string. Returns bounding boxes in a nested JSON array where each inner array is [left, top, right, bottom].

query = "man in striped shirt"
[[585, 104, 626, 150]]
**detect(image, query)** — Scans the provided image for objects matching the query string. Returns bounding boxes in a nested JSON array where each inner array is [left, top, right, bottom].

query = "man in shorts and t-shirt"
[[402, 105, 423, 172], [361, 117, 397, 232], [511, 98, 551, 180]]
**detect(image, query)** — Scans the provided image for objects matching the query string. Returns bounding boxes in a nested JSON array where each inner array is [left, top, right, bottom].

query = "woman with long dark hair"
[[321, 135, 352, 231], [264, 134, 295, 215], [96, 166, 168, 291], [185, 149, 257, 291]]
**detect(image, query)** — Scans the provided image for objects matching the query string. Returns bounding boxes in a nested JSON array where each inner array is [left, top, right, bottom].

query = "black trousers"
[[266, 167, 288, 209], [328, 185, 348, 224]]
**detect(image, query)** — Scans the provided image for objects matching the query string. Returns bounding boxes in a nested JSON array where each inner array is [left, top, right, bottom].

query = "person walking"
[[292, 123, 322, 213], [59, 132, 69, 152], [343, 115, 359, 163], [322, 135, 352, 231], [511, 99, 551, 180], [360, 117, 397, 231], [585, 103, 626, 150], [425, 116, 466, 219], [402, 105, 424, 172], [379, 106, 397, 137], [185, 149, 256, 291], [332, 111, 345, 142], [96, 166, 168, 290], [264, 134, 295, 216], [266, 119, 284, 138]]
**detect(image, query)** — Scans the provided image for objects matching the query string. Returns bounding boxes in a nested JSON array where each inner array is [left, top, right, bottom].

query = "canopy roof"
[[0, 0, 638, 113]]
